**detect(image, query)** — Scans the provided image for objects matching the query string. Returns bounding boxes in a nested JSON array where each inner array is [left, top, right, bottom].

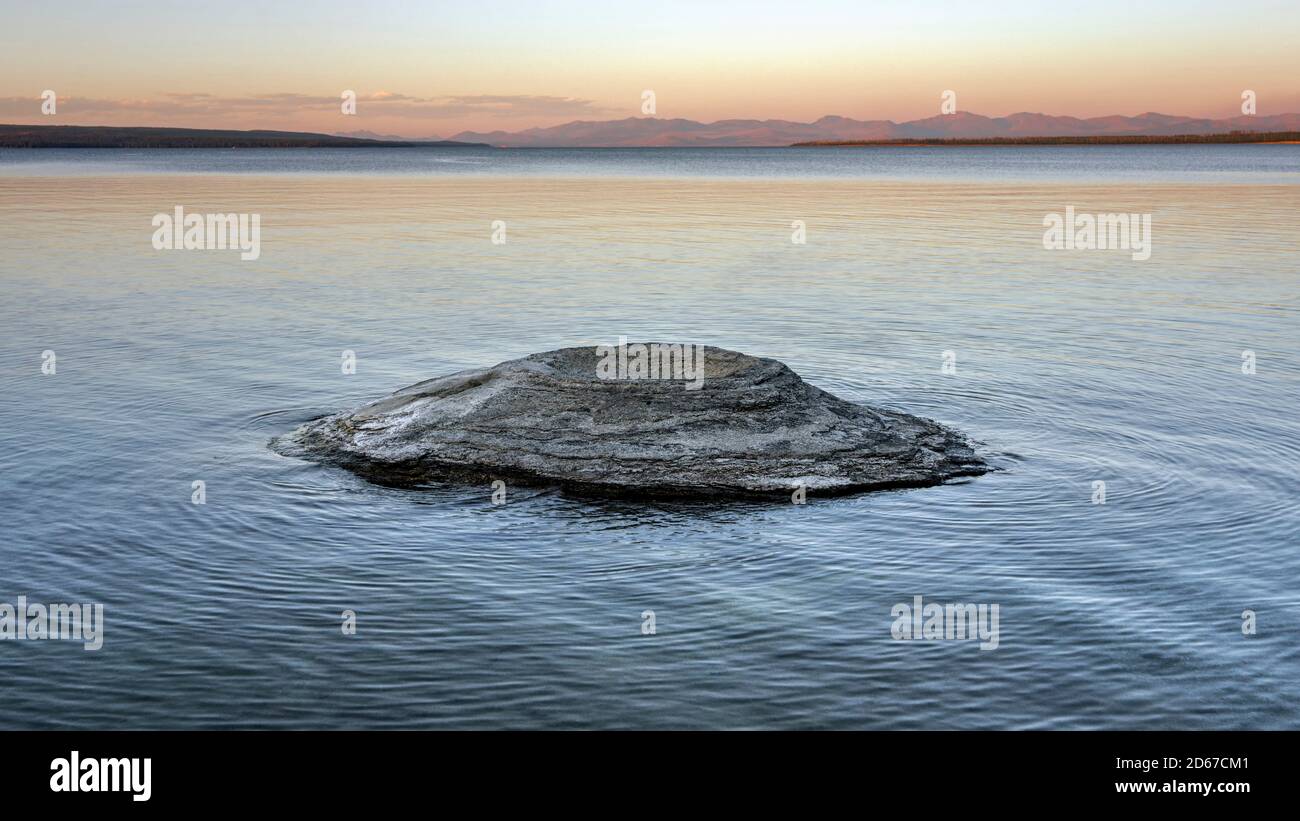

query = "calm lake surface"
[[1, 146, 1297, 728]]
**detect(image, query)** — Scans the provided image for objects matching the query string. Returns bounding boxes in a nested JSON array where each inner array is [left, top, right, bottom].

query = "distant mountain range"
[[440, 111, 1300, 147], [6, 115, 1298, 149]]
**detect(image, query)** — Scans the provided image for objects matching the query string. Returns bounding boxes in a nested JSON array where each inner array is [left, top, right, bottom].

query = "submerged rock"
[[272, 344, 988, 498]]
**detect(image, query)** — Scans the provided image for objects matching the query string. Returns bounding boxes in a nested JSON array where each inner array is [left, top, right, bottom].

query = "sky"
[[2, 0, 1298, 137]]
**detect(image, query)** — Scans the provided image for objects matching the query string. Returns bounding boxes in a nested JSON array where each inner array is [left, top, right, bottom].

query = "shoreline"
[[4, 124, 1298, 150], [0, 124, 488, 149], [792, 132, 1300, 147]]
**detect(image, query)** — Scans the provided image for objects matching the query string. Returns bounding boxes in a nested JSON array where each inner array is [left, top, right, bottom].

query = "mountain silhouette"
[[447, 111, 1300, 147]]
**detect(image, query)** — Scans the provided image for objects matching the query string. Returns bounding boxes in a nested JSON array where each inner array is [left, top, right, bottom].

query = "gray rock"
[[272, 345, 989, 498]]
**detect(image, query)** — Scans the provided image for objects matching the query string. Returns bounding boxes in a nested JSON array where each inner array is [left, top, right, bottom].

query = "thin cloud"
[[0, 92, 608, 119], [434, 94, 608, 117]]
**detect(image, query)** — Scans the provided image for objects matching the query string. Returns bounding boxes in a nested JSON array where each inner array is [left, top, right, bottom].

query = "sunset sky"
[[3, 0, 1298, 137]]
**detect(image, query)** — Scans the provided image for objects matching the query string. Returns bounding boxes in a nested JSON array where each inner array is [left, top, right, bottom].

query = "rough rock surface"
[[272, 345, 988, 498]]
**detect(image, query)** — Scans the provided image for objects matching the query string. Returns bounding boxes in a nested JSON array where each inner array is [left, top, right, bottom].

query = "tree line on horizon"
[[793, 131, 1300, 146]]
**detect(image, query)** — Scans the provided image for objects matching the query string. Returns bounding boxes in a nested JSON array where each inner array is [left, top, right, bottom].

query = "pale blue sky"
[[2, 0, 1296, 134]]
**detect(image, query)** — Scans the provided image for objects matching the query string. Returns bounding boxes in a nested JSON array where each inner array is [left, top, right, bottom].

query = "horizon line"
[[8, 107, 1300, 142]]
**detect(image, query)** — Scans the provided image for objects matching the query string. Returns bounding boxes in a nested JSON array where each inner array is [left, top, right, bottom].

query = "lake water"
[[1, 146, 1297, 728]]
